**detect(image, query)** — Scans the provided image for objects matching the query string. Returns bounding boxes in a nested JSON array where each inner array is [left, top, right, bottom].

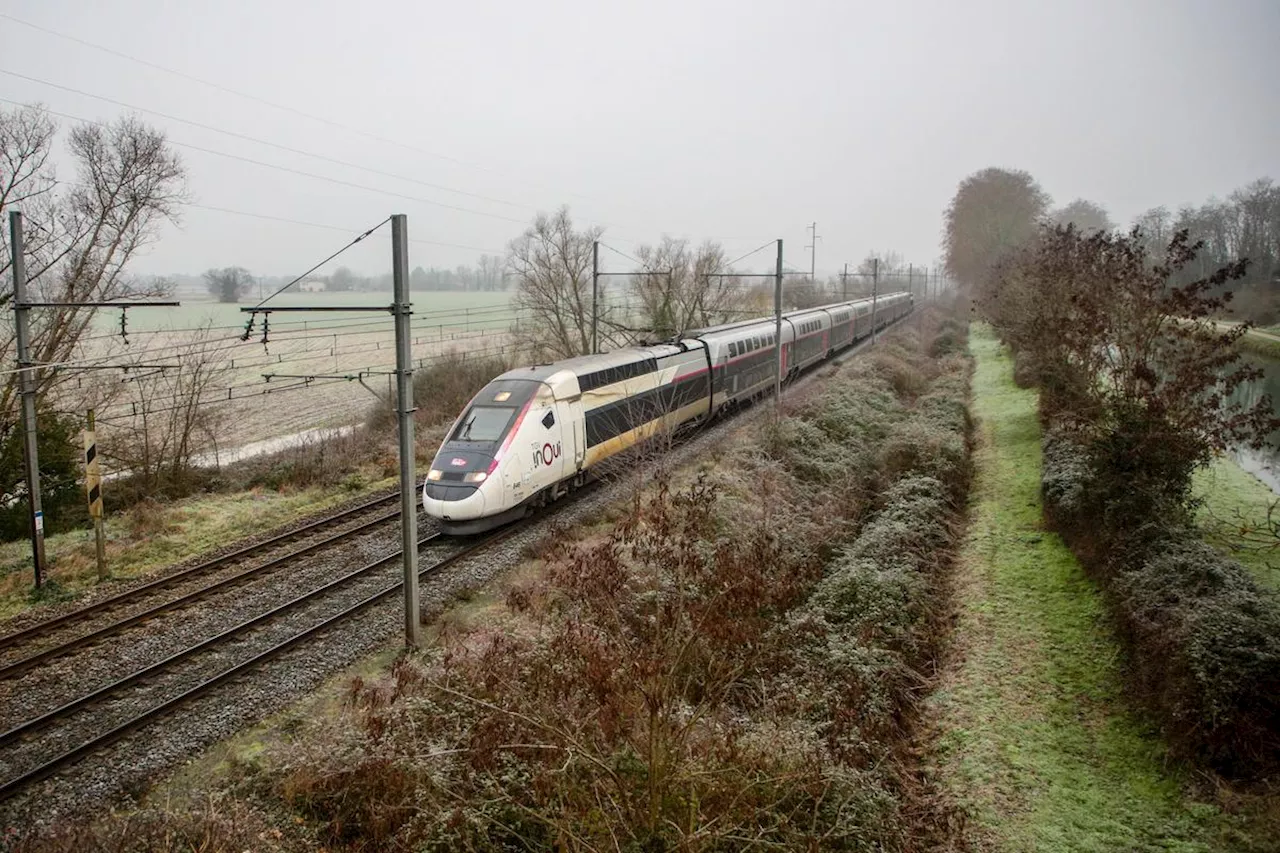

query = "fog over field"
[[2, 0, 1276, 278]]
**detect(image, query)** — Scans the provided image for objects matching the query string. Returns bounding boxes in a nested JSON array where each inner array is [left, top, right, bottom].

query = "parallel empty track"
[[0, 492, 402, 680], [0, 523, 523, 799]]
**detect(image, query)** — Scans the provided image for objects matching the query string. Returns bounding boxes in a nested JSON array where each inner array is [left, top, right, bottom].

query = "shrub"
[[1111, 531, 1280, 774], [794, 476, 960, 767], [878, 420, 970, 502], [0, 409, 90, 541], [10, 796, 284, 852], [929, 317, 969, 358], [256, 309, 977, 850], [1040, 428, 1093, 528], [1042, 430, 1280, 777]]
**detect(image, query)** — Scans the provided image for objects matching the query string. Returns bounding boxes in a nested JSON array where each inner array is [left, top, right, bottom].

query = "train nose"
[[423, 480, 488, 519], [423, 447, 495, 520]]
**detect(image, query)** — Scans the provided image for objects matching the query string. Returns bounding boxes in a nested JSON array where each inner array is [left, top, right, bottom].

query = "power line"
[[0, 69, 536, 213], [189, 202, 506, 254], [598, 242, 645, 267], [0, 12, 605, 206], [0, 98, 530, 226], [723, 239, 778, 269]]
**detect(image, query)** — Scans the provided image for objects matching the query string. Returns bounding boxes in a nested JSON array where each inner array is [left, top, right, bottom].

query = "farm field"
[[79, 291, 518, 463]]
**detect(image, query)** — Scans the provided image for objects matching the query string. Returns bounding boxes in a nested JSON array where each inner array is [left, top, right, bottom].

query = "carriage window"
[[542, 410, 555, 429], [728, 342, 737, 357]]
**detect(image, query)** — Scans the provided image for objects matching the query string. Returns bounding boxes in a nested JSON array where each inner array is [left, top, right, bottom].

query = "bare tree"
[[326, 266, 355, 292], [944, 167, 1050, 290], [1133, 206, 1173, 260], [858, 250, 906, 278], [0, 104, 187, 439], [204, 266, 253, 303], [103, 325, 232, 492], [627, 237, 745, 338], [1052, 198, 1114, 234], [506, 207, 602, 358], [476, 253, 504, 290]]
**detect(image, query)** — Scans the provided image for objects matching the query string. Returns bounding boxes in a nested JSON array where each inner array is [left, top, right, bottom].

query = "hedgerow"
[[976, 221, 1280, 780], [1042, 428, 1280, 776]]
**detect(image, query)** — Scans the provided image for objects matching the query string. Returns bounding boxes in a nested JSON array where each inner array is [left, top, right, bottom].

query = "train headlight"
[[463, 471, 488, 484], [427, 469, 443, 481]]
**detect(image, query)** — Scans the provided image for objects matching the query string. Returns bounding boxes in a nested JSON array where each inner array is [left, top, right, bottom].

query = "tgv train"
[[423, 293, 912, 533]]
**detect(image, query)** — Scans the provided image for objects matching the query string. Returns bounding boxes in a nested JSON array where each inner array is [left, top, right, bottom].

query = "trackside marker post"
[[84, 409, 107, 580]]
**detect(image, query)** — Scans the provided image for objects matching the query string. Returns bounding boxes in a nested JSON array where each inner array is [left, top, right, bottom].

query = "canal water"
[[1228, 354, 1280, 493]]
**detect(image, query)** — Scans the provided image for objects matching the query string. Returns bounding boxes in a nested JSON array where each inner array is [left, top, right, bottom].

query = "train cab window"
[[541, 410, 555, 429], [451, 406, 514, 443], [729, 342, 737, 357]]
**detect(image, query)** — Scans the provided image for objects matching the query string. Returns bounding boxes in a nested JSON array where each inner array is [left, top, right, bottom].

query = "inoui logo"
[[531, 441, 562, 468]]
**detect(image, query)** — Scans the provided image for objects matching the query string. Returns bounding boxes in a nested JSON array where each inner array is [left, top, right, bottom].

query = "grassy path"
[[927, 327, 1266, 852]]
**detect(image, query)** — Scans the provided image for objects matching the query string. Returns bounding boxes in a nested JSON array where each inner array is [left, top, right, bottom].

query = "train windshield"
[[450, 406, 514, 443]]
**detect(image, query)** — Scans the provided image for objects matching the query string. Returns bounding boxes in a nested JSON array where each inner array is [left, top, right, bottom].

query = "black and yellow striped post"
[[84, 410, 106, 579]]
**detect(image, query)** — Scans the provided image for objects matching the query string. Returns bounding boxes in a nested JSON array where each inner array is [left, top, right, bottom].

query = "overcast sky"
[[2, 0, 1277, 279]]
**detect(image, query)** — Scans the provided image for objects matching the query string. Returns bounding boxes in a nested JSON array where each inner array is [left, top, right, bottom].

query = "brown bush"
[[1042, 429, 1280, 778], [9, 796, 289, 853]]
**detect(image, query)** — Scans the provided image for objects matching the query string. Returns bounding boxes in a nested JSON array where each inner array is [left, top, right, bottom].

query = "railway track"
[[0, 522, 525, 800], [0, 491, 402, 679]]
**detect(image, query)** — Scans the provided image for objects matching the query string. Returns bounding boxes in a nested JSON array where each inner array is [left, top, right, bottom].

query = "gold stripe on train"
[[582, 399, 711, 468]]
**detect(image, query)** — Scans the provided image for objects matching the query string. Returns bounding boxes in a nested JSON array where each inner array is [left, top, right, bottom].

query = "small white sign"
[[34, 511, 43, 534]]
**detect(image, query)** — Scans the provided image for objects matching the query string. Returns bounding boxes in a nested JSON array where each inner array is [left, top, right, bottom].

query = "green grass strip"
[[928, 325, 1261, 852], [1194, 458, 1280, 593]]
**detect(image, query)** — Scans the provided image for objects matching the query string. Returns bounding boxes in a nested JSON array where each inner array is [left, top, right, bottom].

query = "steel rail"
[[0, 526, 524, 799], [0, 491, 401, 653], [0, 504, 402, 682], [0, 310, 918, 802]]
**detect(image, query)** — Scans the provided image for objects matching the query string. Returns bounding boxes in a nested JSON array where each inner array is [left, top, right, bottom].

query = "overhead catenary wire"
[[721, 239, 779, 270], [247, 218, 390, 315], [33, 304, 533, 374], [188, 202, 506, 254], [597, 242, 646, 267]]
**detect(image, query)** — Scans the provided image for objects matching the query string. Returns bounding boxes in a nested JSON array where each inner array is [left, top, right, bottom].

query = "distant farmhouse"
[[298, 279, 326, 293]]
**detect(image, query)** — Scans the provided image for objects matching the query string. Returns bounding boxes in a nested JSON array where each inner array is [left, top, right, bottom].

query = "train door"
[[526, 388, 568, 497], [557, 396, 586, 475]]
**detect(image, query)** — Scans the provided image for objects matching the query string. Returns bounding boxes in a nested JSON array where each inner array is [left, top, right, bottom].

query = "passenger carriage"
[[424, 293, 913, 533]]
